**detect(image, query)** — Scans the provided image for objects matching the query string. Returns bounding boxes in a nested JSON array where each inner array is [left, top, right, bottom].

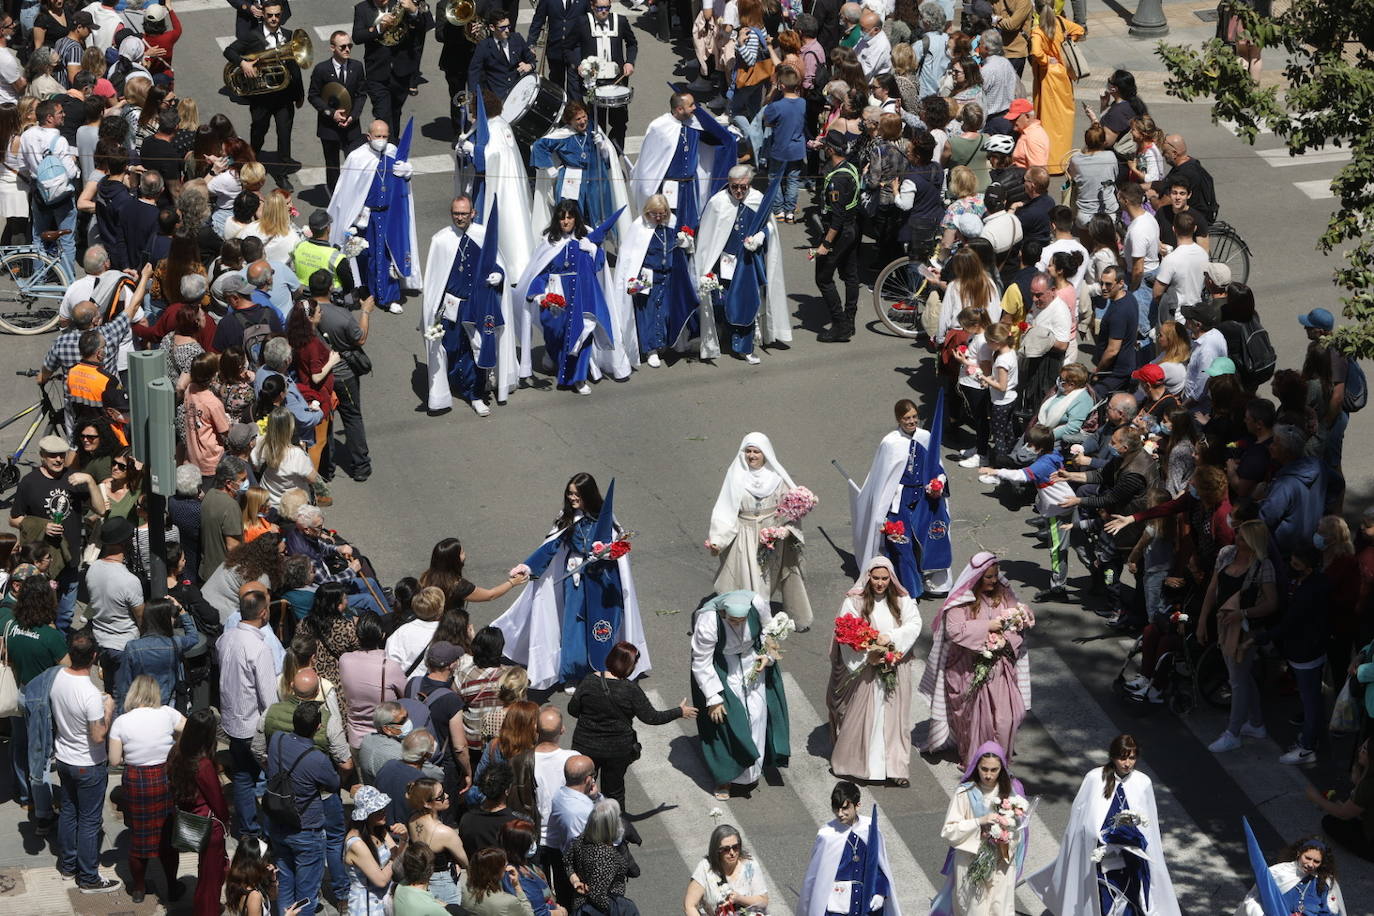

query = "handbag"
[[0, 621, 19, 718], [1057, 20, 1090, 80], [171, 809, 216, 853], [1330, 677, 1360, 734]]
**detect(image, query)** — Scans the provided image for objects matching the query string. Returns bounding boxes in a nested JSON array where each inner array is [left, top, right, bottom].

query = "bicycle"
[[0, 368, 65, 492], [872, 242, 945, 340], [0, 233, 75, 336], [1207, 220, 1251, 286]]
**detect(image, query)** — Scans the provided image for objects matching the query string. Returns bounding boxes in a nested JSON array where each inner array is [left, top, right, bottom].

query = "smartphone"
[[290, 899, 311, 911]]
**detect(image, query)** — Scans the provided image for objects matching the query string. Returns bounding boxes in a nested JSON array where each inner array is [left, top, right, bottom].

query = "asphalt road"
[[0, 1, 1370, 912]]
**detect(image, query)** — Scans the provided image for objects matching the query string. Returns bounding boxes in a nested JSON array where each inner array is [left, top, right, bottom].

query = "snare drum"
[[591, 84, 633, 108], [504, 75, 567, 145]]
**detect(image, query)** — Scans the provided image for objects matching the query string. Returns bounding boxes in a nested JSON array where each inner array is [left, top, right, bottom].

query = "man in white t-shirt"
[[51, 631, 120, 892], [0, 15, 26, 104], [1152, 210, 1207, 325], [1118, 183, 1160, 290], [533, 707, 577, 848], [1036, 205, 1089, 289], [1030, 271, 1074, 362]]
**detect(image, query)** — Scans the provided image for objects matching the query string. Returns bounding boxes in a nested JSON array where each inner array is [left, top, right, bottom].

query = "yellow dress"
[[1029, 16, 1085, 174]]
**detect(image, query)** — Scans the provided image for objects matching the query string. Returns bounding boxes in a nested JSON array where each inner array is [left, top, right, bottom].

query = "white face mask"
[[369, 137, 387, 152]]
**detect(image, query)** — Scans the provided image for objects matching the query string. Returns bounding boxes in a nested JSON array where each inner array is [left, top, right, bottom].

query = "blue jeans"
[[30, 194, 77, 284], [274, 826, 326, 916], [772, 159, 802, 215], [56, 760, 107, 884], [321, 793, 349, 901], [1142, 565, 1170, 621], [56, 565, 78, 632], [8, 715, 29, 807], [1292, 662, 1325, 750], [227, 736, 262, 836], [1325, 409, 1349, 472]]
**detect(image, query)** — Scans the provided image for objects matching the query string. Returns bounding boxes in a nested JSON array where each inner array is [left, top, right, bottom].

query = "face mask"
[[237, 480, 250, 496], [369, 137, 387, 152], [396, 719, 414, 737], [1313, 533, 1327, 550], [1187, 484, 1198, 498], [528, 840, 540, 859]]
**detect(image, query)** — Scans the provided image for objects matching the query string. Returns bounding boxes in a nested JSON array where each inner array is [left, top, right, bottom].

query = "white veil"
[[706, 432, 797, 549]]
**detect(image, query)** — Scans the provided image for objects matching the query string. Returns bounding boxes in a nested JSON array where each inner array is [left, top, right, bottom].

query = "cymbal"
[[322, 81, 351, 112]]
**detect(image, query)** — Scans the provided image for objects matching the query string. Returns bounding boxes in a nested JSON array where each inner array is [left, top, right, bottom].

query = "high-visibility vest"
[[66, 362, 110, 409], [292, 238, 343, 289]]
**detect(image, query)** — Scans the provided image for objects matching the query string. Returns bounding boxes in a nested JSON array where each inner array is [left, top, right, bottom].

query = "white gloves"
[[578, 236, 598, 255], [743, 231, 765, 252], [677, 232, 695, 252], [392, 159, 414, 179], [486, 272, 503, 287], [354, 208, 370, 229], [870, 896, 885, 911], [459, 139, 475, 156]]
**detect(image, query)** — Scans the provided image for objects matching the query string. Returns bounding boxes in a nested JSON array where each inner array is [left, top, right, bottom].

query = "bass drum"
[[504, 75, 566, 145], [591, 84, 633, 108]]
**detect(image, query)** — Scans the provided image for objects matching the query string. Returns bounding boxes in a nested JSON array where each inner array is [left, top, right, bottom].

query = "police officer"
[[293, 210, 350, 289], [816, 130, 861, 343]]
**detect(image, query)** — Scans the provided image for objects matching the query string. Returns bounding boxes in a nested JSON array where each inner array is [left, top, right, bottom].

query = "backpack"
[[231, 305, 276, 369], [1218, 315, 1275, 390], [1343, 357, 1367, 413], [405, 676, 457, 758], [35, 142, 73, 206], [262, 732, 321, 832]]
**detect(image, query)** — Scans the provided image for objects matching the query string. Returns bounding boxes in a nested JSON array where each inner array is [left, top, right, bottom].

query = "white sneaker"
[[646, 352, 662, 368], [957, 454, 982, 469], [744, 353, 760, 365], [563, 684, 577, 694], [1279, 745, 1316, 766], [1123, 675, 1149, 692], [1239, 723, 1269, 739], [383, 302, 404, 314], [953, 447, 976, 460], [978, 474, 999, 485], [1208, 731, 1242, 753], [470, 399, 490, 417], [575, 381, 591, 396]]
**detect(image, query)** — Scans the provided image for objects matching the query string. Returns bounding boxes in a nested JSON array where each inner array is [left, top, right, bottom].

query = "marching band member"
[[229, 0, 292, 40], [611, 195, 698, 367], [352, 0, 433, 132], [692, 165, 789, 364], [421, 195, 518, 416], [435, 0, 477, 132], [307, 30, 366, 193], [630, 91, 737, 231], [468, 7, 535, 101], [528, 0, 588, 98], [223, 0, 303, 190], [576, 0, 637, 148], [327, 119, 423, 315], [531, 102, 632, 246]]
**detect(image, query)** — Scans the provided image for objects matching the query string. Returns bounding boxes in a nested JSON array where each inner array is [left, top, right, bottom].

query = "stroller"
[[1112, 580, 1229, 715]]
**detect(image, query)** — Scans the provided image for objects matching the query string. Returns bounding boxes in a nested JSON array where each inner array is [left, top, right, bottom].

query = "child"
[[979, 322, 1019, 482], [952, 307, 992, 469], [762, 66, 807, 222], [1124, 486, 1183, 702], [798, 781, 900, 916], [980, 423, 1076, 598]]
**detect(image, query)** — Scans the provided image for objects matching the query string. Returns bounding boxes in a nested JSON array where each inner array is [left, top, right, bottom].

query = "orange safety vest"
[[66, 362, 111, 408]]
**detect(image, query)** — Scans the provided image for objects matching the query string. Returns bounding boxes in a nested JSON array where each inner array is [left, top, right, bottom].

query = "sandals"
[[888, 777, 910, 788], [713, 786, 731, 800]]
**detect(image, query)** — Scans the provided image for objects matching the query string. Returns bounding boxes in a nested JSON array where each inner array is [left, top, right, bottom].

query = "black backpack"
[[1219, 314, 1276, 389], [1343, 357, 1367, 413], [231, 305, 276, 369], [262, 732, 320, 831]]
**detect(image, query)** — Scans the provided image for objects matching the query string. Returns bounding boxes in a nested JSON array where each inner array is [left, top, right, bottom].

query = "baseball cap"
[[38, 434, 68, 455], [71, 10, 95, 29], [1202, 262, 1231, 287], [1160, 362, 1186, 396], [227, 423, 258, 450], [1180, 299, 1221, 326], [144, 4, 168, 22], [823, 129, 848, 153], [308, 209, 332, 235], [1298, 308, 1334, 332], [100, 516, 134, 546], [1131, 364, 1164, 386], [217, 274, 252, 300], [102, 386, 129, 411], [1006, 98, 1033, 120], [92, 78, 116, 98], [1206, 356, 1237, 378], [954, 212, 984, 238], [425, 641, 464, 670]]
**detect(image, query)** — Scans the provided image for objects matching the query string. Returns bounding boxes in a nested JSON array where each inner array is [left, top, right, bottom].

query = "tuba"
[[373, 0, 411, 45], [443, 0, 486, 42], [223, 29, 313, 96]]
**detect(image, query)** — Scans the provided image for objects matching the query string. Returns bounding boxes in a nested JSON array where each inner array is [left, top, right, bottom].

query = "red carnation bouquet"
[[883, 520, 909, 544], [539, 292, 567, 311], [591, 538, 631, 560], [833, 614, 900, 695]]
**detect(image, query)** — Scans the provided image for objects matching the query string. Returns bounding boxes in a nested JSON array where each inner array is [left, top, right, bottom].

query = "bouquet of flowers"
[[882, 520, 908, 544], [590, 537, 632, 561], [577, 56, 614, 82], [964, 794, 1030, 891], [775, 486, 818, 524], [625, 275, 649, 296], [925, 475, 945, 498], [1168, 610, 1189, 627], [539, 292, 567, 313], [677, 226, 695, 251], [833, 615, 899, 695], [970, 604, 1034, 692], [423, 323, 446, 341], [756, 525, 789, 567], [698, 272, 721, 293], [340, 234, 369, 258], [746, 611, 796, 683]]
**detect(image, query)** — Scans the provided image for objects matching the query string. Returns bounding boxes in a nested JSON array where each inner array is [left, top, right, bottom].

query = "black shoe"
[[275, 174, 293, 191], [34, 816, 56, 836], [78, 878, 121, 894], [349, 469, 372, 483], [818, 323, 853, 342], [130, 889, 145, 904], [1033, 586, 1068, 602], [1106, 612, 1142, 633]]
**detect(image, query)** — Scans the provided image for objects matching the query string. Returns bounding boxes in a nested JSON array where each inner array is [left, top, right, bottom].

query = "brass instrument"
[[443, 0, 487, 42], [223, 29, 312, 96], [373, 0, 410, 46]]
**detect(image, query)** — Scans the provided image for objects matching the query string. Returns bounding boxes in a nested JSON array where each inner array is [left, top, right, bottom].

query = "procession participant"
[[827, 557, 919, 787], [327, 118, 422, 316], [530, 102, 633, 246], [420, 195, 519, 416], [611, 195, 696, 367], [850, 398, 953, 599], [307, 30, 366, 194], [689, 590, 790, 800], [528, 0, 588, 98], [797, 781, 899, 916], [919, 552, 1032, 765], [705, 432, 813, 630], [467, 8, 535, 102], [692, 165, 789, 364], [229, 0, 293, 40], [352, 0, 432, 133], [932, 743, 1028, 916], [493, 475, 650, 692], [1027, 735, 1180, 916], [512, 200, 620, 395], [1235, 837, 1346, 916], [630, 91, 737, 231], [433, 0, 476, 133], [223, 1, 304, 190], [575, 0, 637, 148]]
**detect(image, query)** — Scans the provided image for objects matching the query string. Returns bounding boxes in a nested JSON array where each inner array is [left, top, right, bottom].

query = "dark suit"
[[223, 24, 305, 174], [227, 0, 293, 40], [466, 32, 535, 101], [812, 0, 842, 53], [435, 0, 478, 132], [308, 56, 367, 191], [528, 0, 588, 96], [576, 11, 637, 148], [352, 0, 434, 133]]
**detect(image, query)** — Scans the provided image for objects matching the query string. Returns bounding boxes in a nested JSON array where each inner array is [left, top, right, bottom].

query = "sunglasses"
[[335, 42, 353, 48], [79, 433, 100, 440], [718, 843, 741, 854], [495, 23, 511, 30], [113, 461, 130, 470]]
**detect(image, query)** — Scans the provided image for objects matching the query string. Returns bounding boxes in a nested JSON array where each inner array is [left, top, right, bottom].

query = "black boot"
[[818, 320, 853, 342]]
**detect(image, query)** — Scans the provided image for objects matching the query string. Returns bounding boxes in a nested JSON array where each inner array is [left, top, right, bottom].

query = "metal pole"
[[147, 491, 168, 600], [1129, 0, 1169, 37]]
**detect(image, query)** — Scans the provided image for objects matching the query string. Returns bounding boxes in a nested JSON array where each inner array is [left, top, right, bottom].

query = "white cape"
[[691, 187, 790, 359], [419, 223, 519, 410], [798, 815, 902, 916], [513, 235, 629, 381], [531, 125, 635, 248], [610, 214, 668, 362], [851, 429, 926, 571], [1235, 861, 1344, 916], [1026, 768, 1181, 916], [327, 142, 422, 289], [490, 529, 650, 691], [629, 112, 721, 218]]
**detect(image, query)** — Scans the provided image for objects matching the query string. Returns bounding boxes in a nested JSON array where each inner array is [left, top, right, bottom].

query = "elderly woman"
[[705, 432, 814, 630], [683, 823, 769, 915], [110, 675, 186, 904], [24, 48, 64, 99], [938, 165, 986, 260], [1028, 362, 1096, 446], [828, 556, 922, 787], [115, 597, 201, 710], [613, 194, 688, 367], [567, 799, 634, 915]]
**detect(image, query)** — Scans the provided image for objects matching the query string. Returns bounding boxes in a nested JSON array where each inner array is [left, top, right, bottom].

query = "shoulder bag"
[[0, 621, 20, 718], [1057, 19, 1090, 80], [172, 808, 220, 853]]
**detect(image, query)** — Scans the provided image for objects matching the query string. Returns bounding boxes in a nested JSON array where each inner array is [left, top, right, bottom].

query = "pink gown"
[[941, 601, 1026, 765]]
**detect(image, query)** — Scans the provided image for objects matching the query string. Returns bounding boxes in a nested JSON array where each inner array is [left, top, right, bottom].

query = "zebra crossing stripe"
[[1255, 147, 1351, 168]]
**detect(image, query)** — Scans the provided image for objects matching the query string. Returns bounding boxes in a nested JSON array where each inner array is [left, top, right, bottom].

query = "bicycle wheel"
[[872, 256, 934, 339], [1207, 223, 1251, 287], [0, 250, 69, 335]]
